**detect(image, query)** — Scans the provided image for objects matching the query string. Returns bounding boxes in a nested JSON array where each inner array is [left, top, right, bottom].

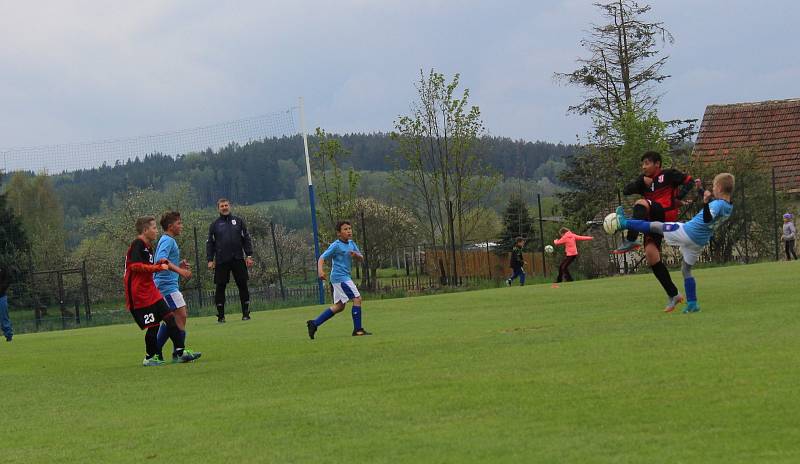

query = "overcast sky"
[[1, 0, 798, 152]]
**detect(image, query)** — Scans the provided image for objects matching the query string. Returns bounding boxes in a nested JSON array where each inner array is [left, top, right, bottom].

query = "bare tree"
[[392, 70, 497, 277]]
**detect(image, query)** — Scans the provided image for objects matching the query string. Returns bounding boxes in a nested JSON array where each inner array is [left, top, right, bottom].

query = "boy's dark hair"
[[160, 211, 181, 231], [336, 221, 351, 232], [641, 151, 662, 165], [514, 236, 525, 244], [135, 216, 156, 234], [559, 227, 569, 235]]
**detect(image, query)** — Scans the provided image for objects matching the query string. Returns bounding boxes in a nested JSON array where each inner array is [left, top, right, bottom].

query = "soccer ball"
[[544, 245, 554, 253], [603, 212, 620, 234]]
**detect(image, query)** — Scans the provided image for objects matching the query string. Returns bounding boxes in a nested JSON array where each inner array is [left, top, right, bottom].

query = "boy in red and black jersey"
[[615, 151, 697, 312], [124, 216, 196, 366]]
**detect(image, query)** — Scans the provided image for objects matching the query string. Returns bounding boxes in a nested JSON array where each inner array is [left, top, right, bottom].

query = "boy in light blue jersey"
[[307, 221, 371, 339], [616, 173, 735, 313], [154, 211, 201, 362]]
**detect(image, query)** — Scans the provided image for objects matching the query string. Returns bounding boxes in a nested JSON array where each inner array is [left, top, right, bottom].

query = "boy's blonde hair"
[[713, 173, 735, 195]]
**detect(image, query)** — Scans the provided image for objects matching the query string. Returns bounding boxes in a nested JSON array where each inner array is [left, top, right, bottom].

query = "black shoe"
[[352, 328, 372, 336], [306, 320, 317, 340], [217, 316, 226, 323], [242, 313, 251, 321], [5, 336, 11, 342]]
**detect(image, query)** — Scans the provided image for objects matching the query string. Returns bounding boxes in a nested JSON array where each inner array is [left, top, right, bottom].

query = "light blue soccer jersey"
[[153, 234, 180, 295], [321, 239, 361, 284], [683, 199, 733, 246]]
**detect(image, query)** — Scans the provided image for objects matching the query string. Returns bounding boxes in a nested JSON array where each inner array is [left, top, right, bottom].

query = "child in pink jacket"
[[553, 227, 593, 283]]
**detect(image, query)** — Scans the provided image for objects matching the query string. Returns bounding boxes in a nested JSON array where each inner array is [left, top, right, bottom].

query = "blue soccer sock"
[[626, 219, 679, 234], [156, 323, 169, 350], [684, 277, 697, 302], [352, 306, 362, 330], [313, 308, 335, 327], [625, 219, 654, 234]]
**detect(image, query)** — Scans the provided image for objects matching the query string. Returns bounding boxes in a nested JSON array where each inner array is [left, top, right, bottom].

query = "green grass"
[[3, 261, 800, 463]]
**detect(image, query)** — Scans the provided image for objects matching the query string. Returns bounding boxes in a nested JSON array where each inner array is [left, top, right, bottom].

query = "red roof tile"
[[693, 99, 800, 191]]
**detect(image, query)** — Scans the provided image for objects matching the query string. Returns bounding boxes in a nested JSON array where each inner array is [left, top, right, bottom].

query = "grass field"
[[3, 261, 800, 463]]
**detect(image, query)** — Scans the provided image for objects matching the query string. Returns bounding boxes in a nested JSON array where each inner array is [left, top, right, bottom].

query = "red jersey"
[[623, 168, 693, 222], [123, 238, 165, 310]]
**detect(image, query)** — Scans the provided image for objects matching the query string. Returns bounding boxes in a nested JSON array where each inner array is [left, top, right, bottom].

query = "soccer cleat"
[[664, 294, 685, 313], [551, 284, 560, 288], [506, 279, 512, 286], [352, 328, 372, 336], [612, 239, 641, 254], [615, 206, 628, 229], [683, 301, 700, 313], [142, 355, 165, 367], [5, 336, 11, 342], [217, 316, 226, 323], [306, 320, 317, 340], [242, 313, 251, 321], [175, 349, 202, 363]]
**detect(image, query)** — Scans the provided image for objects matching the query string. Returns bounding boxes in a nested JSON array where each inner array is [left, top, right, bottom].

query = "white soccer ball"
[[603, 212, 620, 235], [544, 245, 554, 253]]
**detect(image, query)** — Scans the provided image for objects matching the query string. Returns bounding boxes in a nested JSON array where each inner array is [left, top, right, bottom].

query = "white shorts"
[[163, 291, 187, 310], [332, 280, 360, 304], [663, 223, 704, 266]]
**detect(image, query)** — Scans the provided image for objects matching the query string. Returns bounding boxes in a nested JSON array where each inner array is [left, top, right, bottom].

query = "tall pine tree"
[[499, 196, 534, 252]]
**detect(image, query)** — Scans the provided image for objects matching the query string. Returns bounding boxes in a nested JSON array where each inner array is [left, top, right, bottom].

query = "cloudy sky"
[[1, 0, 798, 153]]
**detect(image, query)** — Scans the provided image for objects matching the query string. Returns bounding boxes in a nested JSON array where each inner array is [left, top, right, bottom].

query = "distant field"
[[3, 261, 799, 463]]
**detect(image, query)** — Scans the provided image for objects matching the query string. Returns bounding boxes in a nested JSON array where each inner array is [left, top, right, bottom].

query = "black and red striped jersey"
[[623, 168, 693, 222], [123, 238, 165, 310]]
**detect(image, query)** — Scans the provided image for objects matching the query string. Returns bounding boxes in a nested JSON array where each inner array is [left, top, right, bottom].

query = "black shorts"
[[214, 259, 249, 286], [645, 201, 666, 249], [130, 300, 174, 330]]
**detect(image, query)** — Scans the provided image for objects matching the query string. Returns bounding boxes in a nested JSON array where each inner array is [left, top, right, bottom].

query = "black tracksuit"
[[206, 214, 254, 318]]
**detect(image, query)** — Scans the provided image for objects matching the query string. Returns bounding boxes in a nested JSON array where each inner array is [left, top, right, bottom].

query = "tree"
[[0, 173, 29, 274], [5, 173, 67, 269], [392, 69, 497, 266], [348, 198, 418, 287], [498, 196, 535, 252], [311, 128, 360, 237], [555, 0, 675, 135]]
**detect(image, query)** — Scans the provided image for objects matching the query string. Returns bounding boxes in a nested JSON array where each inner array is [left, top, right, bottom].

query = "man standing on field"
[[206, 198, 254, 323]]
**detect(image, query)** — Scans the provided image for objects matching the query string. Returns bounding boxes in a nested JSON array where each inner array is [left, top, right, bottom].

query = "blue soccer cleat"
[[615, 206, 628, 229], [682, 301, 700, 314]]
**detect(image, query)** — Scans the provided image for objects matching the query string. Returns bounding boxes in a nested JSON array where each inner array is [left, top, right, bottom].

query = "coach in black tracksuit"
[[206, 198, 254, 322]]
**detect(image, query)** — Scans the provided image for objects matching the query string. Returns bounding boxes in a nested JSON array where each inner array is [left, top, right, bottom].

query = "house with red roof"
[[692, 98, 800, 193]]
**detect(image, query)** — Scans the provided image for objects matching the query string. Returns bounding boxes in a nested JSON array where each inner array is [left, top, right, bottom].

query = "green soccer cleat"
[[142, 354, 165, 367], [174, 349, 202, 363], [682, 301, 700, 314]]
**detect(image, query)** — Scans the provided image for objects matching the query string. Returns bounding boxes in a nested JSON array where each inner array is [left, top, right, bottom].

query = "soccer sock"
[[684, 277, 697, 302], [145, 326, 160, 358], [156, 323, 169, 350], [352, 306, 362, 330], [625, 219, 654, 234], [167, 323, 184, 355], [216, 303, 225, 318], [651, 261, 678, 297], [313, 308, 335, 327], [626, 204, 647, 242]]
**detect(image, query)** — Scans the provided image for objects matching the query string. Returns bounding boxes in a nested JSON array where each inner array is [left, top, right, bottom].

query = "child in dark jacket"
[[506, 237, 526, 286]]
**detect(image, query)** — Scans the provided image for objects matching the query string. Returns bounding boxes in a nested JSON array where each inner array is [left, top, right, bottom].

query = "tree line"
[[40, 133, 575, 218]]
